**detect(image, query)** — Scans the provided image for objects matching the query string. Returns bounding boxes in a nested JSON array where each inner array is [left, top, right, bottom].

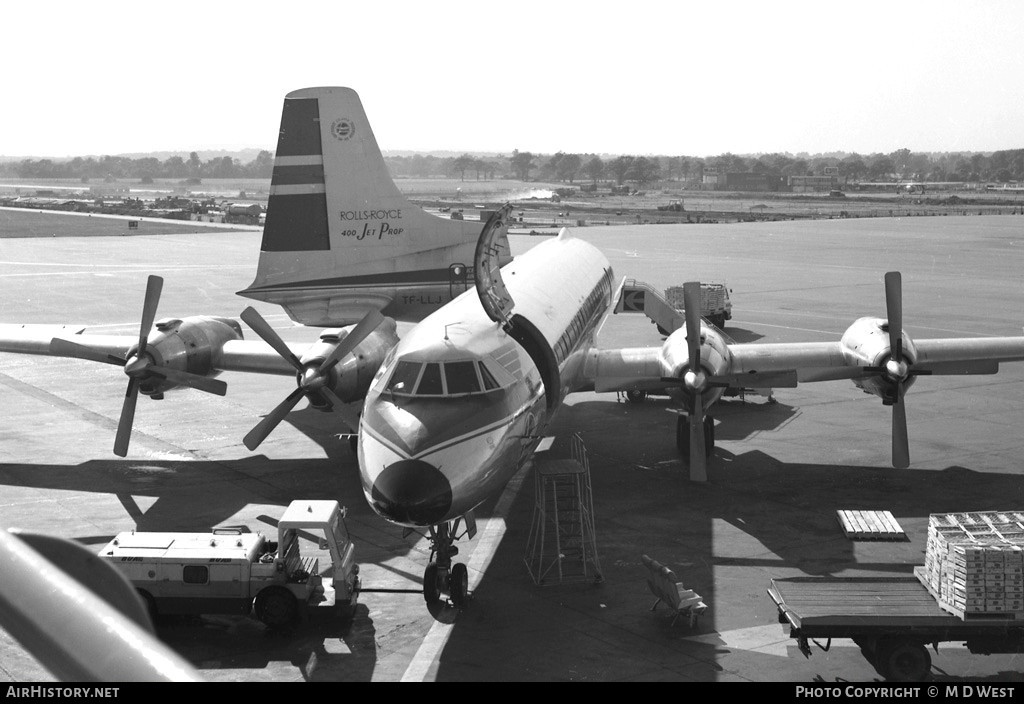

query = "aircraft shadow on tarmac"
[[276, 404, 361, 460], [429, 400, 1024, 681], [569, 394, 799, 447], [154, 605, 378, 681], [565, 397, 1024, 578], [0, 455, 358, 537]]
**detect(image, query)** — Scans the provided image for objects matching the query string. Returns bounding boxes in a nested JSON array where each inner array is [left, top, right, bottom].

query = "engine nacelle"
[[128, 316, 243, 397], [661, 325, 733, 413], [840, 316, 919, 401], [300, 318, 400, 409]]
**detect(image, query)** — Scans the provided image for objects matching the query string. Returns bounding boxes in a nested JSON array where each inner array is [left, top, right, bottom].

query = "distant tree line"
[[0, 151, 275, 181], [383, 148, 1024, 185], [3, 147, 1023, 185]]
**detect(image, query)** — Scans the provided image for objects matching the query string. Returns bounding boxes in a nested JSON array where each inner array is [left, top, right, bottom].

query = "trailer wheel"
[[254, 587, 297, 629], [878, 639, 931, 681]]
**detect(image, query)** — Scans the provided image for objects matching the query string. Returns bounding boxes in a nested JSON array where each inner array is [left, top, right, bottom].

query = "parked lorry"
[[97, 499, 359, 628], [665, 283, 732, 329], [223, 203, 263, 225], [768, 574, 1024, 681]]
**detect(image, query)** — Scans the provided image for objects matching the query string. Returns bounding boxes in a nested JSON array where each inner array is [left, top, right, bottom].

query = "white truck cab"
[[98, 500, 359, 628]]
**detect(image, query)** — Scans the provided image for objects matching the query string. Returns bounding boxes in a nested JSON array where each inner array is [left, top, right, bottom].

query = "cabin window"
[[417, 363, 444, 395], [387, 361, 422, 394], [444, 361, 480, 395], [183, 565, 209, 585], [478, 362, 500, 391]]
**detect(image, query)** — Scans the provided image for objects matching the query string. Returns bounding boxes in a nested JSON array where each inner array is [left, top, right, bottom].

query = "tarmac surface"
[[1, 213, 1024, 682]]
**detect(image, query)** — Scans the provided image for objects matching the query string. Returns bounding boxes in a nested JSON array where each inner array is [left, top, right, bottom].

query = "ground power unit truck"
[[98, 499, 359, 628]]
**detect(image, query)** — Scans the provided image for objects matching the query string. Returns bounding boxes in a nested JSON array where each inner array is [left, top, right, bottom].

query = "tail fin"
[[238, 87, 508, 326]]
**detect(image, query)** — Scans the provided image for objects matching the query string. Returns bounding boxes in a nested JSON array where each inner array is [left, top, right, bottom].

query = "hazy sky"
[[3, 0, 1023, 158]]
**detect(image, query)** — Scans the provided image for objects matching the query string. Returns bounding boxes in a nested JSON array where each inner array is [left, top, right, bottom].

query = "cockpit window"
[[478, 362, 499, 391], [383, 357, 505, 398], [444, 361, 480, 395], [417, 363, 443, 395], [386, 361, 421, 394]]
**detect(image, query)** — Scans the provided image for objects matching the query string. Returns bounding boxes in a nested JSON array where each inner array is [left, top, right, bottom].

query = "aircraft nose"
[[370, 459, 452, 526]]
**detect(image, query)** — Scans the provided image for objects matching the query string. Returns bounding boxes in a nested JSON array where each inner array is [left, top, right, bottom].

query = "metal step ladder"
[[524, 434, 603, 586]]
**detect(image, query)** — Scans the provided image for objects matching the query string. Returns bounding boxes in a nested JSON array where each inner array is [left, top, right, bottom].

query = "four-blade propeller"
[[883, 271, 911, 468], [50, 275, 227, 457], [858, 272, 919, 468], [681, 282, 709, 482], [240, 307, 384, 451]]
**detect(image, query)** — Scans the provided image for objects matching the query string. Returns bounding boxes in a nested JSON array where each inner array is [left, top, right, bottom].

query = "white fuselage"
[[358, 232, 614, 527]]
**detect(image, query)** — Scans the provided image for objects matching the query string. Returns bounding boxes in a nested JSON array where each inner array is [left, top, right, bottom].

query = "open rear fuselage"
[[358, 231, 615, 527]]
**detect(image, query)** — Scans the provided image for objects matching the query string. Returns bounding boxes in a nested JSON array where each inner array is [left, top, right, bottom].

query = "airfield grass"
[[3, 176, 1024, 230], [0, 209, 248, 238]]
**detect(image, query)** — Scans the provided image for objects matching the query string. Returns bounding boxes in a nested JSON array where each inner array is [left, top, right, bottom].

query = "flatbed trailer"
[[768, 576, 1024, 681]]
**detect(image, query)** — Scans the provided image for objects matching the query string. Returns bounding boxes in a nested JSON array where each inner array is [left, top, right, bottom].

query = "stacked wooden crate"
[[919, 511, 1024, 618]]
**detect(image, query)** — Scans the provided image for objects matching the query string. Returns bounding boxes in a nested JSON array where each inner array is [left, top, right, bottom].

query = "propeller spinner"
[[240, 307, 385, 451]]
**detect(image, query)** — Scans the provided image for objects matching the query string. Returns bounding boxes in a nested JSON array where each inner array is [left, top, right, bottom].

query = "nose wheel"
[[422, 520, 472, 608], [423, 561, 469, 608]]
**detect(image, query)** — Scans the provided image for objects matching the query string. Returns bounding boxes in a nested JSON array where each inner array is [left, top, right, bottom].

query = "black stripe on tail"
[[261, 97, 330, 252]]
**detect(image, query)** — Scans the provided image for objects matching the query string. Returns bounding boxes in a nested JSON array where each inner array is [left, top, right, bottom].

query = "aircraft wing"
[[587, 340, 855, 392], [722, 341, 857, 383], [0, 323, 299, 377], [912, 337, 1024, 367], [706, 336, 1024, 384], [589, 334, 1024, 393]]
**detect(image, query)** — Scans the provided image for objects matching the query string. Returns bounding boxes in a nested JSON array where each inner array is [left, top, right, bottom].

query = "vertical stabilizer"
[[239, 87, 510, 326]]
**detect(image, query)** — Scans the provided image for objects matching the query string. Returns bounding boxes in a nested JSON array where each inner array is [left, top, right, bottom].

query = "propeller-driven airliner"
[[3, 87, 1024, 609]]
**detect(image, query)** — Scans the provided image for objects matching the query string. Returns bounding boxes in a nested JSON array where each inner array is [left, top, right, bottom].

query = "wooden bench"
[[641, 554, 707, 627]]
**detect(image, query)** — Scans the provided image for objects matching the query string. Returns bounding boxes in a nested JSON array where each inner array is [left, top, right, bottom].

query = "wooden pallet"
[[837, 509, 907, 541], [914, 566, 1024, 621]]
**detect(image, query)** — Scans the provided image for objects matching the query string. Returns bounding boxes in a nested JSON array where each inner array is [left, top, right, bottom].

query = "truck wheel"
[[136, 589, 158, 626], [626, 389, 647, 404], [254, 587, 297, 629], [450, 563, 469, 608], [423, 562, 441, 606], [878, 639, 931, 681]]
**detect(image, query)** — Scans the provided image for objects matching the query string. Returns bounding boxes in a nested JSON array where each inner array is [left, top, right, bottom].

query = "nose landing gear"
[[421, 515, 476, 609]]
